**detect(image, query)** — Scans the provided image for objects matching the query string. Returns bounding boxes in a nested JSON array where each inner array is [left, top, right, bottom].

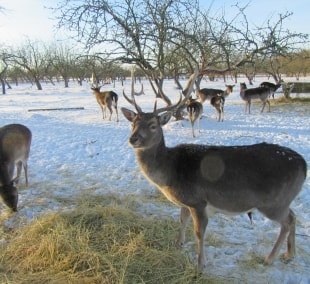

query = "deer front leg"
[[190, 206, 208, 270], [177, 207, 191, 246], [264, 210, 296, 264]]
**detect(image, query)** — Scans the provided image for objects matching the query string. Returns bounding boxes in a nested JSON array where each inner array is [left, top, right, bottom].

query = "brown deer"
[[196, 85, 234, 103], [0, 124, 32, 211], [121, 82, 306, 269], [196, 85, 233, 121], [260, 81, 282, 99], [91, 87, 119, 121], [210, 95, 225, 122], [186, 97, 203, 137], [240, 83, 271, 114]]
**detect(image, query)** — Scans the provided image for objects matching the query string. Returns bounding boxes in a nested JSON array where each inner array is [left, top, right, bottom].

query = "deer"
[[260, 81, 282, 99], [185, 97, 203, 137], [196, 85, 234, 103], [0, 124, 32, 212], [196, 85, 233, 121], [120, 75, 306, 270], [210, 95, 225, 122], [91, 86, 119, 122], [239, 83, 271, 114]]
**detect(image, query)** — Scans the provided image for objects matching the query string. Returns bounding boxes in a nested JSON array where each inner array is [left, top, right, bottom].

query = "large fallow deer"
[[121, 76, 306, 270], [240, 83, 271, 114], [0, 124, 32, 211], [91, 86, 119, 121]]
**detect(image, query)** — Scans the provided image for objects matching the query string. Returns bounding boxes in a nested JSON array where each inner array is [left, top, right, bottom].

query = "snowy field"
[[0, 76, 309, 283]]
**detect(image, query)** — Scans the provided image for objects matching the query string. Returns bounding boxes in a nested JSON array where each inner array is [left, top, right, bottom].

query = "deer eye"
[[148, 122, 157, 131]]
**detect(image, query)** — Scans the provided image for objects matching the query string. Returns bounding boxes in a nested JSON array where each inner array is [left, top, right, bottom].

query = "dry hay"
[[0, 199, 226, 284]]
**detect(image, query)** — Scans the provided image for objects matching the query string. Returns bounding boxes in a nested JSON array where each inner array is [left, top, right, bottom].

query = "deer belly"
[[206, 203, 254, 217]]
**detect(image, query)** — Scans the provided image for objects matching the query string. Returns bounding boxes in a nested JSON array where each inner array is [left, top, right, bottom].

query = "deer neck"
[[134, 138, 170, 187]]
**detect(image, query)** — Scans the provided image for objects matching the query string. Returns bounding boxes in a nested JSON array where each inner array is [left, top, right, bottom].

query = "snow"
[[0, 77, 309, 282]]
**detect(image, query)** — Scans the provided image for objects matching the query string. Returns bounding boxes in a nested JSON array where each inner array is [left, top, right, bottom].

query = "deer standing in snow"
[[186, 97, 203, 137], [239, 83, 271, 114], [120, 74, 306, 270], [91, 87, 119, 121], [0, 124, 32, 211], [196, 85, 234, 121]]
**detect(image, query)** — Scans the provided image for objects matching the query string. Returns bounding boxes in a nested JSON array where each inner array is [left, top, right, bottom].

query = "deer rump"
[[158, 143, 306, 213]]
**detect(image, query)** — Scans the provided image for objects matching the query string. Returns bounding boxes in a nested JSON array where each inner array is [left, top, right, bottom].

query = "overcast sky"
[[0, 0, 309, 47]]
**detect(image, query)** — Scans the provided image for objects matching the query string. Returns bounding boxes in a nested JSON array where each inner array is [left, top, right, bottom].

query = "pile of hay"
[[0, 200, 222, 283]]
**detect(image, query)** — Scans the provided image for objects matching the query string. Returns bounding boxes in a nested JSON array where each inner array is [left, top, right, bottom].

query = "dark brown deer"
[[260, 82, 282, 99], [210, 95, 225, 122], [186, 97, 203, 137], [0, 124, 32, 211], [91, 87, 119, 121], [121, 84, 306, 269], [240, 83, 271, 114]]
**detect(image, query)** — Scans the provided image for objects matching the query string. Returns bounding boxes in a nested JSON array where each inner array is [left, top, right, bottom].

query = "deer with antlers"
[[120, 72, 306, 270]]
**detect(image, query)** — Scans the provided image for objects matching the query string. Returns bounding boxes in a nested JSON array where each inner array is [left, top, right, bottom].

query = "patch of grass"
[[273, 96, 310, 104], [0, 201, 227, 283]]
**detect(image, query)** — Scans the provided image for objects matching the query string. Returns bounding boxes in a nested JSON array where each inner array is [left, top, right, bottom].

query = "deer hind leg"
[[107, 105, 113, 121], [264, 209, 296, 264], [177, 206, 191, 247], [114, 106, 119, 122], [266, 99, 271, 112], [189, 206, 208, 270], [191, 121, 195, 137]]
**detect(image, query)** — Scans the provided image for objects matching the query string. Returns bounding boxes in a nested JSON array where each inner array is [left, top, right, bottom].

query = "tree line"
[[0, 0, 309, 95]]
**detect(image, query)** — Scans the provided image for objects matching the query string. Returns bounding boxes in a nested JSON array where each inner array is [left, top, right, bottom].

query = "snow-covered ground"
[[0, 77, 309, 283]]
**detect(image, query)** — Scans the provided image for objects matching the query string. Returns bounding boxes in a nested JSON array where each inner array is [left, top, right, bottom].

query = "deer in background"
[[121, 73, 306, 269], [196, 85, 234, 121], [0, 124, 32, 211], [239, 83, 271, 114], [196, 84, 234, 103], [91, 86, 119, 122], [210, 95, 225, 122], [185, 97, 203, 137], [260, 81, 282, 99]]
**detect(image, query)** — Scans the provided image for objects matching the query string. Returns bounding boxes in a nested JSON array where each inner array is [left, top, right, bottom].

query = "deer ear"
[[121, 108, 136, 122], [159, 112, 172, 126]]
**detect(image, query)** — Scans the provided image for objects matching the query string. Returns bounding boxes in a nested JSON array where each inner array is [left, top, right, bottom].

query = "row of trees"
[[1, 0, 309, 96]]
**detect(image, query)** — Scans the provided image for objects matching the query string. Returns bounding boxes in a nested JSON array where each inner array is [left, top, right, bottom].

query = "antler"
[[153, 93, 182, 115], [123, 89, 142, 113]]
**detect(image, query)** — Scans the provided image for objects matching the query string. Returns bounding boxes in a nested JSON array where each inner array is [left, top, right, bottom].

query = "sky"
[[0, 0, 309, 47]]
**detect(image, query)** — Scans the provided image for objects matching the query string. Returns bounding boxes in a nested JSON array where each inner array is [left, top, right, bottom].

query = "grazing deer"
[[121, 93, 306, 270], [91, 87, 119, 121], [239, 83, 271, 114], [186, 97, 203, 137], [260, 82, 282, 99], [210, 95, 225, 122], [0, 124, 32, 211]]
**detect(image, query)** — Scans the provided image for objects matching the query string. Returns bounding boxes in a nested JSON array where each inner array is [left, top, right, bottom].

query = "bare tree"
[[8, 40, 48, 90], [54, 0, 201, 105]]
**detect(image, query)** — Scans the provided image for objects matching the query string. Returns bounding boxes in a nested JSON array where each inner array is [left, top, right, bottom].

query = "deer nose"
[[129, 135, 139, 145]]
